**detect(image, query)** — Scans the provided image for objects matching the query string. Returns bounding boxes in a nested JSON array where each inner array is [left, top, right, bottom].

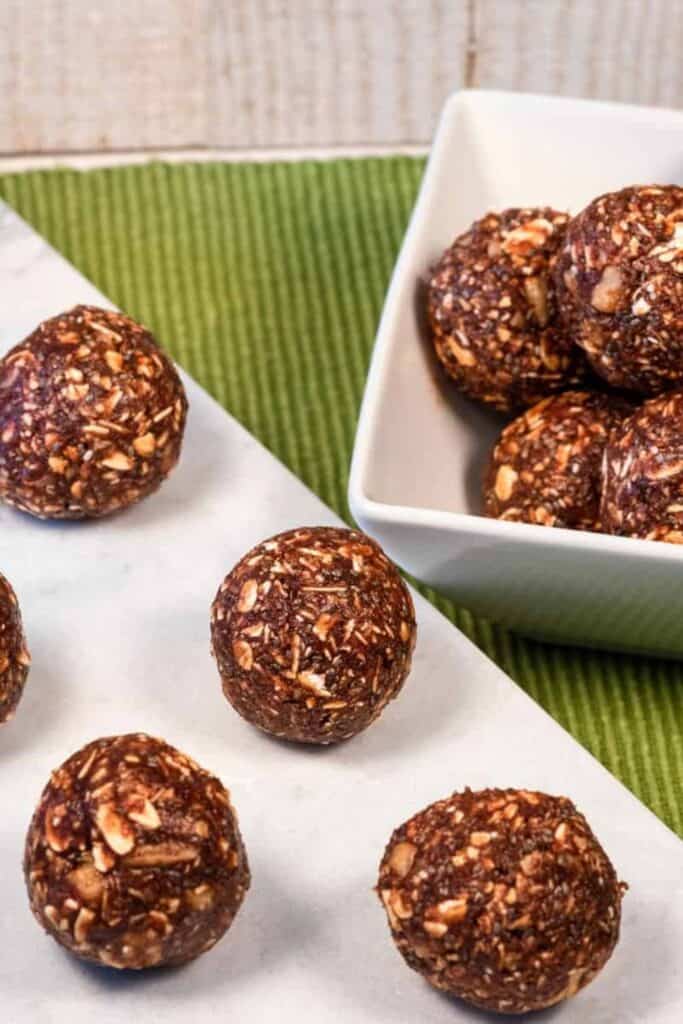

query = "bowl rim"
[[348, 87, 683, 567]]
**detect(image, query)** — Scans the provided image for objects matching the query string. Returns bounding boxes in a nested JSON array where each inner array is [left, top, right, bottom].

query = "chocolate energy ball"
[[25, 733, 250, 969], [556, 185, 683, 393], [601, 390, 683, 542], [377, 788, 625, 1015], [484, 391, 631, 530], [0, 305, 188, 519], [210, 526, 416, 744], [0, 572, 30, 724], [427, 208, 587, 412]]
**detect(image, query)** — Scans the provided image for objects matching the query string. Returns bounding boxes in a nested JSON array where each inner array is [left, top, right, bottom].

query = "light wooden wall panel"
[[1, 1, 682, 156], [0, 0, 208, 152], [474, 0, 683, 109], [208, 0, 468, 147]]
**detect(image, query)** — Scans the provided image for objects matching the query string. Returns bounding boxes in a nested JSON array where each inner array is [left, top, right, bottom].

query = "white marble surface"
[[0, 201, 681, 1022]]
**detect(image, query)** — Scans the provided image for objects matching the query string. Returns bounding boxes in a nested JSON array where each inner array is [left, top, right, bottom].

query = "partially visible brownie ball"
[[25, 733, 250, 969], [0, 306, 188, 519], [601, 390, 683, 542], [377, 788, 625, 1015], [484, 391, 631, 530], [0, 572, 30, 724], [211, 526, 416, 744], [556, 185, 683, 393], [427, 208, 587, 412]]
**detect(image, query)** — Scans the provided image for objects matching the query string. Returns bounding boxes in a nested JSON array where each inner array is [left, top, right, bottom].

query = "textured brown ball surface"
[[211, 526, 416, 744], [25, 733, 250, 969], [484, 391, 631, 530], [0, 305, 188, 519], [0, 572, 30, 724], [427, 208, 586, 412], [601, 390, 683, 542], [377, 788, 624, 1015], [556, 185, 683, 393]]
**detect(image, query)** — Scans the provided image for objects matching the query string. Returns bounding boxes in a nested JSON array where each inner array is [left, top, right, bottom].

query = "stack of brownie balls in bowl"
[[1, 306, 626, 1014], [429, 185, 683, 541]]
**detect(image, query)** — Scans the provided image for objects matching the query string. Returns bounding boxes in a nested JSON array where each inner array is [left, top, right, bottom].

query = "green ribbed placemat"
[[1, 159, 681, 836]]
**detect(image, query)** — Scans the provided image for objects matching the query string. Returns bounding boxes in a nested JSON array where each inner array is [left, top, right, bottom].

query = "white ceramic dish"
[[1, 201, 682, 1023], [349, 90, 683, 656]]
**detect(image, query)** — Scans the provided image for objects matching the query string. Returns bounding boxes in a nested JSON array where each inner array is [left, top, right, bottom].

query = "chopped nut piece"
[[423, 920, 448, 938], [313, 612, 337, 640], [104, 349, 124, 372], [100, 451, 133, 472], [447, 337, 476, 367], [237, 579, 258, 613], [92, 842, 115, 874], [185, 885, 215, 912], [69, 863, 104, 904], [436, 898, 468, 923], [47, 455, 68, 475], [45, 812, 72, 853], [133, 433, 156, 457], [232, 639, 253, 671], [380, 888, 401, 930], [520, 851, 542, 877], [494, 465, 517, 502], [74, 907, 96, 944], [297, 671, 330, 697], [123, 842, 198, 868], [502, 217, 555, 253], [387, 889, 412, 920], [387, 841, 417, 879], [96, 804, 135, 856], [44, 905, 60, 928], [523, 275, 549, 325], [127, 798, 161, 830], [590, 265, 624, 312]]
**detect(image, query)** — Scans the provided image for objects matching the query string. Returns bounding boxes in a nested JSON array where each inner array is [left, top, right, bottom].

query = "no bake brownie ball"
[[211, 526, 416, 744], [556, 185, 683, 393], [601, 390, 683, 542], [377, 788, 625, 1015], [0, 572, 30, 724], [483, 391, 631, 530], [25, 733, 250, 969], [427, 208, 586, 411], [0, 305, 188, 519]]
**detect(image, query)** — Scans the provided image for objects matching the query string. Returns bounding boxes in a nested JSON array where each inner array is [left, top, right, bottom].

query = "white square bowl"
[[349, 89, 683, 657]]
